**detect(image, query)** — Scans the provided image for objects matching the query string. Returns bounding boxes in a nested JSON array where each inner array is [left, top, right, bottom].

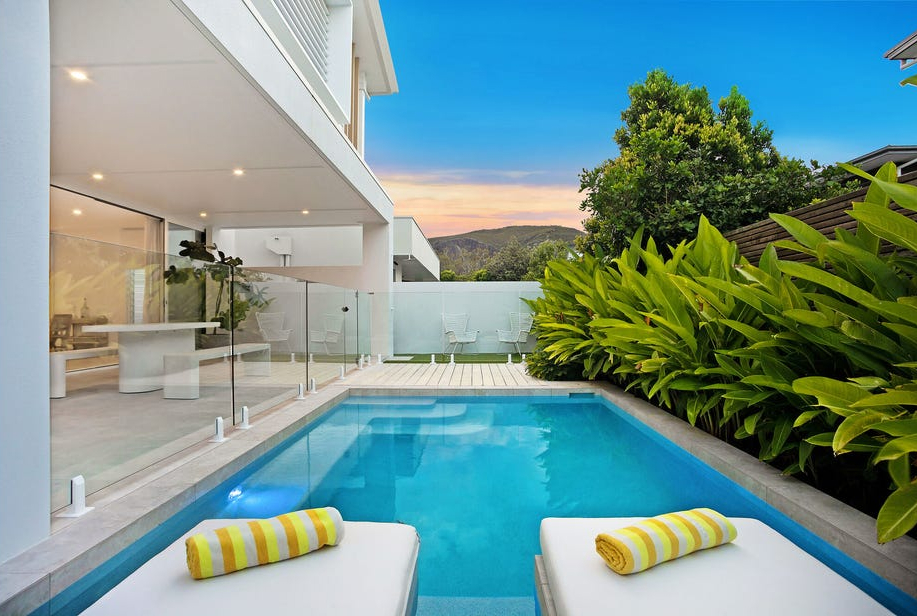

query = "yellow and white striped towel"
[[595, 508, 737, 574], [185, 507, 345, 579]]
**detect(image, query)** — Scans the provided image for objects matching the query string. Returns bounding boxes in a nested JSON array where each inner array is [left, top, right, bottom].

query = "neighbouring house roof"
[[848, 145, 917, 175], [885, 30, 917, 69]]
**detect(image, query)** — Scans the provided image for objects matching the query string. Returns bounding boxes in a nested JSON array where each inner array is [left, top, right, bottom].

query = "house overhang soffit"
[[49, 0, 392, 229]]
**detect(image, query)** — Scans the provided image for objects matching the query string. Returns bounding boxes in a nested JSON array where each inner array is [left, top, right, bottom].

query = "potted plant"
[[164, 240, 272, 345]]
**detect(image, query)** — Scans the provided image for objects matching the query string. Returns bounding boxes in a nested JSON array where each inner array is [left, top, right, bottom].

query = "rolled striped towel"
[[185, 507, 345, 579], [595, 508, 737, 574]]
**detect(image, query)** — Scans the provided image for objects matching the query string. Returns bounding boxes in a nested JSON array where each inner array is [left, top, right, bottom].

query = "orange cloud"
[[379, 172, 586, 237]]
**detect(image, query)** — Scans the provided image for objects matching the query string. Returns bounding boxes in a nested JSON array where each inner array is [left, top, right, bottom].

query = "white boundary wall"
[[392, 281, 542, 354]]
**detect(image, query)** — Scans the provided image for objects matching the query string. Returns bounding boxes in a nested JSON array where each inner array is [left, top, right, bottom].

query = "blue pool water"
[[48, 395, 915, 615]]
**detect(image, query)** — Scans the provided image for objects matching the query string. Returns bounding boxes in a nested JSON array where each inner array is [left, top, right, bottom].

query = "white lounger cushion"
[[85, 519, 419, 616], [540, 517, 891, 616]]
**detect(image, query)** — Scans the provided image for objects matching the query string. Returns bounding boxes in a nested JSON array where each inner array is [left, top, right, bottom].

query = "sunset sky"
[[366, 1, 916, 238]]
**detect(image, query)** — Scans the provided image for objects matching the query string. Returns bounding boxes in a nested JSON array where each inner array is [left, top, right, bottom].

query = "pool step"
[[416, 595, 534, 616]]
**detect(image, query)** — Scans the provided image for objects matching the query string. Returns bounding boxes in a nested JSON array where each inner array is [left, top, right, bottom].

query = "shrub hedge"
[[527, 163, 917, 542]]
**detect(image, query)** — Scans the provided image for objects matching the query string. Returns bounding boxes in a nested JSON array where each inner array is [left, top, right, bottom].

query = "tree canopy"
[[578, 69, 851, 254]]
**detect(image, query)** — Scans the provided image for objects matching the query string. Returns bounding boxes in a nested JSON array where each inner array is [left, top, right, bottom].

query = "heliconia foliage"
[[527, 162, 917, 542]]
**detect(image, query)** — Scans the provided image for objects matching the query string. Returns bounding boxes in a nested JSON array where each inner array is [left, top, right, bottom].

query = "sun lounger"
[[85, 519, 419, 615], [536, 517, 891, 616]]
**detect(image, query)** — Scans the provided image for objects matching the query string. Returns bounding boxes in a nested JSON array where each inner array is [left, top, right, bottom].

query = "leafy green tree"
[[471, 268, 490, 281], [440, 269, 457, 281], [484, 238, 532, 281], [579, 69, 852, 254], [524, 240, 572, 281]]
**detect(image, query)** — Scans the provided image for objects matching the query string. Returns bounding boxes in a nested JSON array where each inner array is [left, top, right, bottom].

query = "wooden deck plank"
[[471, 364, 484, 387], [489, 363, 506, 387], [438, 362, 457, 387], [481, 363, 495, 387]]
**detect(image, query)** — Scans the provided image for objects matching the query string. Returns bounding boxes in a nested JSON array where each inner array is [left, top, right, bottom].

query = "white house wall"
[[220, 226, 364, 267], [0, 0, 51, 563], [255, 222, 394, 355]]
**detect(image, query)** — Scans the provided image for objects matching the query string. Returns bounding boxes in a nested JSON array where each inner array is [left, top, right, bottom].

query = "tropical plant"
[[777, 164, 917, 542], [164, 240, 271, 330], [529, 162, 917, 541], [578, 69, 853, 255]]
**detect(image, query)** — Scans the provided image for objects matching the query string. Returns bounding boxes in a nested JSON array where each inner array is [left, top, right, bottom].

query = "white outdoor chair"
[[443, 313, 478, 354], [255, 312, 292, 354], [497, 312, 534, 354], [310, 314, 344, 354]]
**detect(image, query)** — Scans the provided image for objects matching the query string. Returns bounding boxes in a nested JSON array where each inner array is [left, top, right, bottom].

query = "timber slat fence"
[[724, 171, 917, 263]]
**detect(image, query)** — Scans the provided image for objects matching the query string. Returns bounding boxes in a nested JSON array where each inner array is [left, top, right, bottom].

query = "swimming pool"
[[212, 395, 912, 614], [54, 394, 914, 615]]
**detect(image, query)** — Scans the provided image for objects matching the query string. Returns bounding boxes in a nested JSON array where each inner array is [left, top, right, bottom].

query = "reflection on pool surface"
[[208, 396, 909, 613]]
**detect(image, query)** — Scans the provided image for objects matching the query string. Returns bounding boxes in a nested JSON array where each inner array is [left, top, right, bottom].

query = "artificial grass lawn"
[[270, 353, 524, 364], [385, 353, 525, 364]]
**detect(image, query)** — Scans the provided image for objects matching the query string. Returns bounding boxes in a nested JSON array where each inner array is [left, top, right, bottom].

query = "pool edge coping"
[[2, 381, 915, 614]]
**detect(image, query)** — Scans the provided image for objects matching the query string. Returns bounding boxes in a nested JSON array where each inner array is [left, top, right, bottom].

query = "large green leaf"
[[875, 435, 917, 463], [877, 481, 917, 543], [771, 213, 828, 251], [888, 455, 911, 490], [849, 203, 917, 253], [778, 261, 877, 306], [851, 390, 917, 408], [832, 411, 888, 453], [767, 417, 794, 460], [793, 377, 870, 415]]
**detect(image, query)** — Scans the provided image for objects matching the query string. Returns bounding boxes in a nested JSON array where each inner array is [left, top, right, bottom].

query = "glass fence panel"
[[232, 271, 308, 419], [50, 231, 375, 512], [306, 282, 348, 387], [50, 234, 233, 511], [342, 288, 359, 376], [356, 290, 373, 359], [392, 286, 450, 357], [392, 281, 542, 357]]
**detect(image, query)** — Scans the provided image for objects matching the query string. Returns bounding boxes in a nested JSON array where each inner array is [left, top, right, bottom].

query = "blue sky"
[[367, 1, 916, 237]]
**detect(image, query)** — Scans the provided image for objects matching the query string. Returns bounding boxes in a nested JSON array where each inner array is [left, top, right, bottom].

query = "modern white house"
[[0, 0, 402, 567]]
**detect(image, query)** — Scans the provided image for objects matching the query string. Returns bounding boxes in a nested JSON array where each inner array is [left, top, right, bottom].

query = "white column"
[[0, 0, 51, 562], [362, 223, 394, 357]]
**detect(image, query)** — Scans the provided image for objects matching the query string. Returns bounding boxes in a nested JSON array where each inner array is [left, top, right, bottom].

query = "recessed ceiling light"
[[301, 209, 309, 214], [199, 211, 208, 218], [233, 168, 245, 176], [91, 173, 103, 180], [69, 69, 89, 81], [72, 209, 82, 216]]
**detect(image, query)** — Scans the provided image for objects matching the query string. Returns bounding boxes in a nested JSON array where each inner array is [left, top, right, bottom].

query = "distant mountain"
[[430, 225, 583, 276]]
